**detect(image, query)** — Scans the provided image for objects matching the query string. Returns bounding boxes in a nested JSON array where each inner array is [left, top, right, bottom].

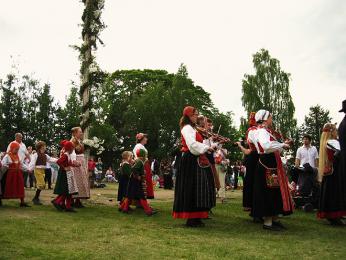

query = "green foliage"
[[241, 49, 297, 137], [300, 105, 332, 149]]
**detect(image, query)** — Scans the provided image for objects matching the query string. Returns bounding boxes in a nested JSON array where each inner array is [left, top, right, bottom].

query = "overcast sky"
[[1, 0, 345, 125]]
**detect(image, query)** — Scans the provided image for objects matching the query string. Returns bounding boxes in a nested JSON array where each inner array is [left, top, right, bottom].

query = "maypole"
[[79, 0, 105, 140]]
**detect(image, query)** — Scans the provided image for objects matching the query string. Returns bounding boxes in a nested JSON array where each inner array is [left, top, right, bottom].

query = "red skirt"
[[3, 169, 25, 199], [144, 161, 154, 199]]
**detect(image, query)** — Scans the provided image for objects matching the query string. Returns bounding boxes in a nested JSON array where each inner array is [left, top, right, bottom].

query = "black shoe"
[[20, 203, 31, 207], [65, 208, 77, 213], [0, 199, 2, 207], [263, 224, 282, 231], [32, 198, 42, 205], [74, 201, 85, 208], [328, 218, 345, 226], [194, 219, 206, 227], [273, 221, 287, 229], [51, 200, 63, 211], [186, 219, 199, 228]]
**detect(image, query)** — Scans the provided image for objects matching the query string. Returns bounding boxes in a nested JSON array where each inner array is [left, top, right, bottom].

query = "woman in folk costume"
[[70, 127, 90, 208], [317, 123, 346, 225], [133, 133, 155, 199], [1, 141, 30, 207], [52, 140, 79, 213], [250, 110, 294, 231], [173, 106, 216, 227], [119, 149, 157, 216], [236, 112, 259, 213], [117, 151, 133, 205], [29, 141, 57, 205]]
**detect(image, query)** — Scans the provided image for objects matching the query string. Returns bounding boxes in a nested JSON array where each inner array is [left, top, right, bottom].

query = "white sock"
[[264, 217, 272, 226]]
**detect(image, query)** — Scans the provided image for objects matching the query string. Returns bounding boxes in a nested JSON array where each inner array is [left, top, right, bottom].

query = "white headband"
[[255, 109, 270, 123]]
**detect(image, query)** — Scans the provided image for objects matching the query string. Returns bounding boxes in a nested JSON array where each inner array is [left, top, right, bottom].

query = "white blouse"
[[133, 143, 148, 159], [255, 128, 285, 154], [181, 125, 209, 156], [1, 154, 28, 172]]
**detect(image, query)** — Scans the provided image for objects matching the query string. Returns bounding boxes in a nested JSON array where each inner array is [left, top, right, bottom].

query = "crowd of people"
[[1, 100, 345, 231]]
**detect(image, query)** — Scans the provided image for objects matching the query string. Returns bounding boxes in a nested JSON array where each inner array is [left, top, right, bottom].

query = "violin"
[[270, 127, 294, 146], [195, 126, 231, 143]]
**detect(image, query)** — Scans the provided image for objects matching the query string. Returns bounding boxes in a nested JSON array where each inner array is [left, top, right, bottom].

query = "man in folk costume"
[[249, 110, 294, 231], [70, 127, 90, 208], [133, 133, 155, 199], [173, 106, 216, 227], [1, 142, 30, 207], [236, 112, 259, 214], [29, 141, 57, 205]]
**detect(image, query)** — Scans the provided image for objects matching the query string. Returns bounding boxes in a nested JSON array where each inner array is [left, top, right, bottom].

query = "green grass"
[[0, 184, 345, 260]]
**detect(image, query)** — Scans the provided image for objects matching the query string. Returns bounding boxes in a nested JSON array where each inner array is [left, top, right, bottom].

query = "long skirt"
[[163, 173, 173, 189], [3, 169, 25, 199], [144, 161, 154, 199], [173, 152, 216, 219], [243, 151, 258, 209], [126, 176, 146, 200], [72, 155, 90, 199], [117, 175, 129, 202], [252, 153, 291, 218], [318, 157, 346, 219], [54, 169, 69, 196]]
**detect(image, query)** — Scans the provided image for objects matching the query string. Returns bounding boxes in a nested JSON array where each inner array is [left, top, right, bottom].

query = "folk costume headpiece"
[[60, 140, 75, 152], [249, 112, 257, 127], [136, 133, 147, 142], [322, 123, 336, 133], [136, 148, 147, 158], [255, 109, 271, 123], [183, 106, 195, 117], [9, 141, 20, 152], [8, 141, 20, 162]]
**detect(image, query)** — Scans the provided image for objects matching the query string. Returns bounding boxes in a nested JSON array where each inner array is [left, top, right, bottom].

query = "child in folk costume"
[[133, 133, 155, 199], [317, 123, 346, 225], [1, 142, 30, 207], [52, 140, 79, 213], [117, 151, 133, 206], [29, 141, 57, 205], [119, 149, 157, 216]]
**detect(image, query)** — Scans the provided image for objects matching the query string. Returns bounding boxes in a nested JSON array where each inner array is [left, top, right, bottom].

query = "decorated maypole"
[[79, 0, 105, 141]]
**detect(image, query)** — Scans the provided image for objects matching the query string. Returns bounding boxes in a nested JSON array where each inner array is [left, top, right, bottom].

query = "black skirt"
[[54, 169, 69, 196], [318, 155, 346, 219], [163, 173, 173, 189], [173, 152, 216, 218], [243, 151, 258, 209], [252, 153, 286, 218], [126, 175, 146, 200], [117, 175, 129, 202]]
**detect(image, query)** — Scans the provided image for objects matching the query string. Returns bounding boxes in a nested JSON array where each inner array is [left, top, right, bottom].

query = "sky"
[[1, 0, 345, 126]]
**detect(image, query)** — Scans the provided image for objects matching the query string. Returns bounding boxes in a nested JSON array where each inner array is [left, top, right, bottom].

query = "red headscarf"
[[8, 141, 20, 162], [60, 140, 75, 152], [183, 106, 195, 117]]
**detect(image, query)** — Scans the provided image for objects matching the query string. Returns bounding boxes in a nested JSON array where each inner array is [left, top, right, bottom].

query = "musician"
[[215, 148, 229, 203], [173, 106, 216, 227], [250, 109, 294, 231], [236, 112, 259, 212]]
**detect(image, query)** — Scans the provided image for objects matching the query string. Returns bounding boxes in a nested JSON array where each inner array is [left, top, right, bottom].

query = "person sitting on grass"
[[29, 141, 57, 205], [1, 142, 30, 207], [51, 140, 79, 213], [119, 149, 157, 216]]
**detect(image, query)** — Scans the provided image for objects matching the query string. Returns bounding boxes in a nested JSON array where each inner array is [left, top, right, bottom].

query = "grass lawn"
[[0, 183, 345, 260]]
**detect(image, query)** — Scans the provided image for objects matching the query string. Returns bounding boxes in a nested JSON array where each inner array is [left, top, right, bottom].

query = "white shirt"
[[6, 141, 28, 162], [296, 145, 319, 168], [181, 125, 209, 156], [247, 128, 259, 151], [133, 143, 148, 159], [28, 153, 57, 171], [253, 128, 285, 154]]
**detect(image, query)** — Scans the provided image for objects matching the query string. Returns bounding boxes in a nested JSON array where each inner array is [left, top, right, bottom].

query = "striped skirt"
[[173, 152, 216, 219]]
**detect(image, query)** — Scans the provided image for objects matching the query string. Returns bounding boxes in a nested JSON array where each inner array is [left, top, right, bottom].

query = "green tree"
[[241, 49, 297, 136], [300, 105, 332, 149]]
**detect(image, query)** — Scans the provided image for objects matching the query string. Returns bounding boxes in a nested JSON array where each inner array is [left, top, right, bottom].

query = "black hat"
[[339, 100, 346, 113]]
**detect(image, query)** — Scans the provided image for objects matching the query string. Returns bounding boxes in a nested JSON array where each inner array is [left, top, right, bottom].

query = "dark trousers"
[[23, 171, 35, 188], [45, 168, 52, 189]]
